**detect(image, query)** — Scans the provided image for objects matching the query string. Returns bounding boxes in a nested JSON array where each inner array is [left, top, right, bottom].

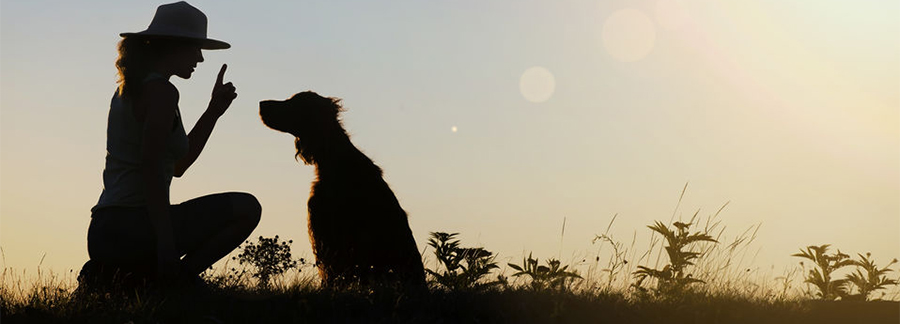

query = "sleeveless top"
[[91, 74, 190, 212]]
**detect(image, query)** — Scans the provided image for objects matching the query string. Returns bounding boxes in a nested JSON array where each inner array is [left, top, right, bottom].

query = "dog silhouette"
[[260, 91, 426, 289]]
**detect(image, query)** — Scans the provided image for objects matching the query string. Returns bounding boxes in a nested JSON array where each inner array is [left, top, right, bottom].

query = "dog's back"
[[308, 145, 426, 287]]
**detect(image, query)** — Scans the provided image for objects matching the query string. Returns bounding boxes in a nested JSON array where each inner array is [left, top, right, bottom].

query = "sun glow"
[[602, 8, 657, 62], [655, 0, 690, 30]]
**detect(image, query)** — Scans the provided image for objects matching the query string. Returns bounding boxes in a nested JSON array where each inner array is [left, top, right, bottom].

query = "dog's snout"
[[260, 100, 281, 118], [259, 99, 291, 133], [259, 100, 276, 109]]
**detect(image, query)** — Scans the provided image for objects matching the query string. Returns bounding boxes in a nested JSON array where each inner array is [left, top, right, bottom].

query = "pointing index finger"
[[216, 64, 227, 86]]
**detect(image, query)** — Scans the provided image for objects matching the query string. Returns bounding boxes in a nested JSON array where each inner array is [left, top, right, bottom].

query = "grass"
[[3, 189, 898, 323], [2, 270, 897, 324], [4, 233, 897, 324]]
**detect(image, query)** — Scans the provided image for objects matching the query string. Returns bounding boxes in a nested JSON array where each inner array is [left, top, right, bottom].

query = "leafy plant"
[[840, 253, 898, 301], [233, 236, 301, 288], [792, 244, 852, 300], [508, 253, 582, 291], [632, 221, 717, 296], [426, 232, 502, 291]]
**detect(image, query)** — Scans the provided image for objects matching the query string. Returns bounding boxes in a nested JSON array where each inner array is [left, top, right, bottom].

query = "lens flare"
[[519, 66, 556, 103]]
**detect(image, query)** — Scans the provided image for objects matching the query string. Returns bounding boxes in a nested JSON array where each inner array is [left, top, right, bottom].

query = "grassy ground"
[[1, 272, 898, 324], [3, 199, 898, 323]]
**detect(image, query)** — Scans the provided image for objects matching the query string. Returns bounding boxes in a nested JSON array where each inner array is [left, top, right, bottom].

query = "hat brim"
[[120, 32, 230, 50]]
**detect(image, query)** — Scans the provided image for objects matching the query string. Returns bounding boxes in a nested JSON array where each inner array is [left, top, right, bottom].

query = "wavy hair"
[[115, 37, 198, 98]]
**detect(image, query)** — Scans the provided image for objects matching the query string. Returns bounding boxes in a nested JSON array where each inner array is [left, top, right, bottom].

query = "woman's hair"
[[115, 37, 198, 98]]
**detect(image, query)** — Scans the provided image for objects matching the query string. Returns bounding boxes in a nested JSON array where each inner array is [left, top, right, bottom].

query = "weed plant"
[[591, 233, 628, 292], [508, 253, 582, 291], [425, 232, 503, 291], [843, 253, 899, 301], [231, 235, 303, 289], [632, 220, 717, 297], [792, 245, 853, 300], [793, 246, 899, 301]]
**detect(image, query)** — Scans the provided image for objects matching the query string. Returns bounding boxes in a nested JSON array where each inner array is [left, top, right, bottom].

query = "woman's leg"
[[85, 207, 158, 289], [171, 192, 261, 278]]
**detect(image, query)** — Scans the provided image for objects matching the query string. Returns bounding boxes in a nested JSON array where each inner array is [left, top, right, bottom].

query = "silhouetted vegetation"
[[632, 221, 717, 297], [794, 245, 898, 302], [508, 253, 582, 292], [2, 210, 898, 323], [425, 232, 503, 291], [843, 253, 898, 301], [230, 235, 302, 289]]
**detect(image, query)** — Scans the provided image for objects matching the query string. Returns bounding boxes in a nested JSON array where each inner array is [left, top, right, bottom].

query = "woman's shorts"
[[87, 192, 241, 269]]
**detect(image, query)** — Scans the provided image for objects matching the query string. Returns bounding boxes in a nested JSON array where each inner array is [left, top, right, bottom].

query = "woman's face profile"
[[164, 44, 204, 79]]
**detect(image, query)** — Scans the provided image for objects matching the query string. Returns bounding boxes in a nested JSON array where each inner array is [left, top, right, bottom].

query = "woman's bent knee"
[[229, 192, 262, 226]]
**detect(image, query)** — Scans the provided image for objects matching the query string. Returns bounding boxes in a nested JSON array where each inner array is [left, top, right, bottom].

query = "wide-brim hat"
[[120, 1, 230, 50]]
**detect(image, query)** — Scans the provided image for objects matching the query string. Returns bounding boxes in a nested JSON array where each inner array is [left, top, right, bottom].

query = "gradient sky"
[[1, 0, 898, 280]]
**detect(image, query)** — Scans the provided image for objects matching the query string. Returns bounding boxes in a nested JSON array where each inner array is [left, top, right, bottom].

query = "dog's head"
[[260, 91, 345, 164]]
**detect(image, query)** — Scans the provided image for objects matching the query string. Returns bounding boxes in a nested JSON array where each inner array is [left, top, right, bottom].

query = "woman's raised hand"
[[209, 64, 237, 117]]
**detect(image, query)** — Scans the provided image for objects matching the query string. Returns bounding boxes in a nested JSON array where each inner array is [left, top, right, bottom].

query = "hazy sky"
[[1, 0, 898, 278]]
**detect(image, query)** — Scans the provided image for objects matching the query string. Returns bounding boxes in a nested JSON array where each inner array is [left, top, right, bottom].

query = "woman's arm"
[[173, 64, 237, 177], [173, 106, 219, 177], [138, 79, 182, 282]]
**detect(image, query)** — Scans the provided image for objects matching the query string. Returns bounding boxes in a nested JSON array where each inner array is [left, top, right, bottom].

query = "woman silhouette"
[[82, 1, 260, 289]]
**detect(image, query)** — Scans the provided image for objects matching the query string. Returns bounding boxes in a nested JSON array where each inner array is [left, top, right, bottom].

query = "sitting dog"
[[260, 91, 426, 289]]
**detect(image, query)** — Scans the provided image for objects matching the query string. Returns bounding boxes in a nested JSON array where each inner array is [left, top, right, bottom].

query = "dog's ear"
[[290, 92, 349, 165], [311, 95, 343, 125], [316, 99, 339, 164], [328, 97, 345, 118], [317, 96, 345, 135]]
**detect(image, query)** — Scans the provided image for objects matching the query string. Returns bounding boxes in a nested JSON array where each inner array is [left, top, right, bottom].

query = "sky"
[[1, 0, 898, 282]]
